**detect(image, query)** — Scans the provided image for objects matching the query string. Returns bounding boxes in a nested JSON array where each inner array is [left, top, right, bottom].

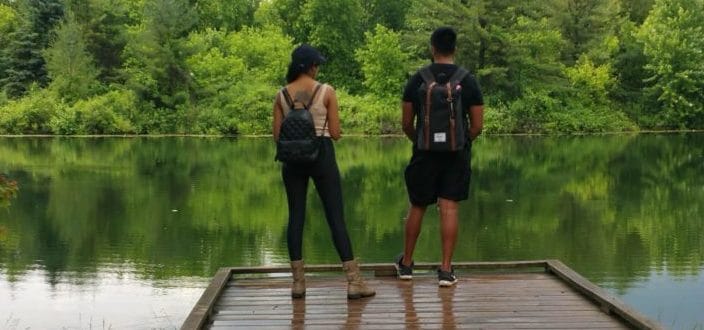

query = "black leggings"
[[282, 138, 354, 262]]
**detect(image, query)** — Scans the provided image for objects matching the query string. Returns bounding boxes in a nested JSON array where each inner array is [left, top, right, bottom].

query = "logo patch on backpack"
[[434, 132, 446, 143], [416, 66, 469, 152]]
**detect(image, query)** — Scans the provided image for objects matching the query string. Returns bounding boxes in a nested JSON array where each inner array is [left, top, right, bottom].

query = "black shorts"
[[404, 146, 472, 206]]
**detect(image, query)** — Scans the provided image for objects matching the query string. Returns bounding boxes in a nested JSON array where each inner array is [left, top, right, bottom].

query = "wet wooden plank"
[[213, 317, 628, 329], [210, 274, 629, 329], [181, 267, 231, 330], [212, 310, 623, 321], [182, 261, 662, 330], [214, 304, 606, 316], [211, 323, 626, 330], [225, 260, 549, 276]]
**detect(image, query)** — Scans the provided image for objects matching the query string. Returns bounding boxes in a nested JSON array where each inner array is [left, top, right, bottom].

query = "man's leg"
[[437, 197, 459, 272], [403, 203, 427, 266]]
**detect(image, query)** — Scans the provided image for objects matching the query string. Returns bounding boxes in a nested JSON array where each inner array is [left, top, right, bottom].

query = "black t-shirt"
[[402, 63, 484, 108]]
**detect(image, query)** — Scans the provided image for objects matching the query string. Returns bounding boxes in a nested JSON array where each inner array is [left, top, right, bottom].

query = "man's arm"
[[468, 105, 483, 141], [401, 101, 415, 142]]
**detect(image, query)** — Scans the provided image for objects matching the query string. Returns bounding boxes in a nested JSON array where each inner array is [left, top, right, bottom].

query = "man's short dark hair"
[[431, 27, 457, 55]]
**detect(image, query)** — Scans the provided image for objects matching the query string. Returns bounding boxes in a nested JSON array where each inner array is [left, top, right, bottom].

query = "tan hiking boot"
[[342, 259, 376, 299], [290, 260, 305, 298]]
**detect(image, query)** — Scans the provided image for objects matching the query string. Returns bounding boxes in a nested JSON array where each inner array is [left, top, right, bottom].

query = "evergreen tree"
[[0, 4, 19, 94], [44, 12, 100, 103], [621, 0, 655, 23], [64, 0, 135, 84], [360, 0, 411, 31], [403, 0, 481, 71], [195, 0, 259, 31], [0, 0, 64, 98], [558, 0, 620, 63], [122, 0, 198, 110]]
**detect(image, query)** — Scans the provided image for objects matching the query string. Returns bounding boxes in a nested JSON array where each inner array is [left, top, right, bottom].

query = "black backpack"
[[415, 66, 469, 152], [276, 83, 326, 163]]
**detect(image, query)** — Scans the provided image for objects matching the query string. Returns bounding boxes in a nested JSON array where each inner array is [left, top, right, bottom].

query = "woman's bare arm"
[[272, 92, 283, 141], [325, 86, 342, 140]]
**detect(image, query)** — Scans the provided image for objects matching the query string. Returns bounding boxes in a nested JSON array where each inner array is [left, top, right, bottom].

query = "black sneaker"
[[395, 253, 413, 280], [437, 267, 458, 287]]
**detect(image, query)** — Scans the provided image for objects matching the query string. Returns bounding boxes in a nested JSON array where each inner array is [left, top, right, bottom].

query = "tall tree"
[[302, 0, 365, 90], [557, 0, 620, 63], [64, 0, 135, 84], [502, 15, 566, 96], [360, 0, 411, 31], [355, 25, 411, 98], [0, 0, 64, 98], [637, 0, 704, 128], [44, 12, 100, 103], [470, 2, 566, 100], [621, 0, 655, 23], [122, 0, 198, 109], [0, 4, 19, 95], [260, 0, 308, 43], [403, 0, 481, 71], [195, 0, 259, 31], [611, 19, 649, 112]]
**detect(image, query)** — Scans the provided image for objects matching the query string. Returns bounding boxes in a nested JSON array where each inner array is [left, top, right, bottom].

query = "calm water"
[[0, 135, 703, 329]]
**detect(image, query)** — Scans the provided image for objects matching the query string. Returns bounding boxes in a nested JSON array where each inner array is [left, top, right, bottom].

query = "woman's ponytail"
[[286, 62, 311, 83]]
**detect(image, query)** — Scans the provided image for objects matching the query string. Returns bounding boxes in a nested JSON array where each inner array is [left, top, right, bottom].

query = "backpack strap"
[[419, 66, 435, 85], [419, 67, 437, 150], [280, 88, 295, 110], [281, 84, 322, 110], [310, 84, 328, 137], [307, 83, 322, 109], [283, 84, 327, 136], [449, 68, 468, 84]]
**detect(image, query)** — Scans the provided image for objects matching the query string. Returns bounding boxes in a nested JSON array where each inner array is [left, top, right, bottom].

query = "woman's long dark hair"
[[286, 62, 315, 83]]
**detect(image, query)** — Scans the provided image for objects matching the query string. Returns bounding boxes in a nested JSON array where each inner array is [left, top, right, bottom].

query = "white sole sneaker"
[[394, 264, 413, 280], [438, 279, 458, 287]]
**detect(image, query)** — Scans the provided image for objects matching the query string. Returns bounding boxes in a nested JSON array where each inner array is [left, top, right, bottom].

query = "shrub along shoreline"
[[1, 0, 703, 136]]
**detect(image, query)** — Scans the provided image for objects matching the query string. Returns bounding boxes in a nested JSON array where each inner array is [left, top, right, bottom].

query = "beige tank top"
[[279, 84, 331, 137]]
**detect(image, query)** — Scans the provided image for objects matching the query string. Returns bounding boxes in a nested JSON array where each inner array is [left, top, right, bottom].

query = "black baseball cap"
[[291, 44, 327, 67]]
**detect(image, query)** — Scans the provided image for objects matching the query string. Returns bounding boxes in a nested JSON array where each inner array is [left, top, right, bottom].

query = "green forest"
[[0, 0, 703, 136]]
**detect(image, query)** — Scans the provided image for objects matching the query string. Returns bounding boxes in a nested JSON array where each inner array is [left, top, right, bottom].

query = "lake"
[[0, 134, 703, 329]]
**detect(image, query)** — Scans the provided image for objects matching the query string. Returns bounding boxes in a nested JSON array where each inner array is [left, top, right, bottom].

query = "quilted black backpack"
[[276, 84, 326, 163], [416, 66, 469, 152]]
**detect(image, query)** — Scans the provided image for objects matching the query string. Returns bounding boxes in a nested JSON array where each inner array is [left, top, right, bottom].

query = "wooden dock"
[[183, 260, 662, 329]]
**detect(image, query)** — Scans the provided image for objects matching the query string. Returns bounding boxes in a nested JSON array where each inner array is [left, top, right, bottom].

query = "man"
[[396, 27, 484, 287]]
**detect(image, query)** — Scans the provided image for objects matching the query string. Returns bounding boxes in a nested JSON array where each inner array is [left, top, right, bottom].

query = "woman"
[[272, 44, 375, 300]]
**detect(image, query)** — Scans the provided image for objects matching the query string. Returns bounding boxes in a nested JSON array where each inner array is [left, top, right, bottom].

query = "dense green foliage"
[[1, 0, 703, 135]]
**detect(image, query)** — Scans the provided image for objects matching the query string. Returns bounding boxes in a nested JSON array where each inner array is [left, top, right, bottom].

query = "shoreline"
[[0, 129, 702, 138]]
